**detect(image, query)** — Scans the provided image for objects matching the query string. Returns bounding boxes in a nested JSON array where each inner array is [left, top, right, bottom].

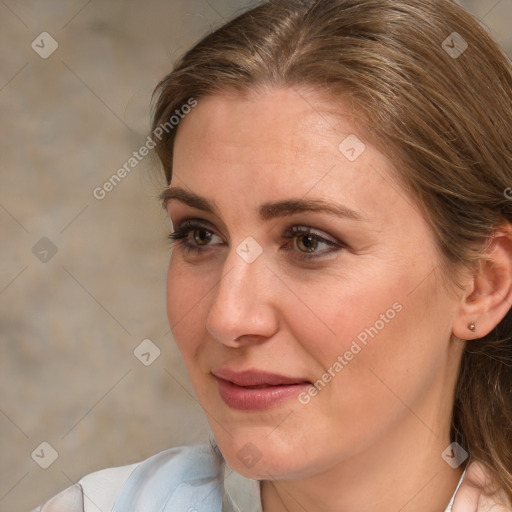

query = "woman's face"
[[165, 87, 465, 479]]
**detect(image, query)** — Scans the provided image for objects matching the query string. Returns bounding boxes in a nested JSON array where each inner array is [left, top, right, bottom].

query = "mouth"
[[211, 368, 312, 410]]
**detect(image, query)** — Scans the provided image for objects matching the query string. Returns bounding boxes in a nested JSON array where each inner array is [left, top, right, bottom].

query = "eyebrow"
[[160, 186, 367, 222]]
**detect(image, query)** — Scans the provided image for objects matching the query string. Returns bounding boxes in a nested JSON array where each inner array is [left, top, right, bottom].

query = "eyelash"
[[167, 220, 345, 262]]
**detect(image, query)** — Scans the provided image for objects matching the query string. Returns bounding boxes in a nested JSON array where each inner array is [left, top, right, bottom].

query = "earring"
[[468, 321, 476, 333]]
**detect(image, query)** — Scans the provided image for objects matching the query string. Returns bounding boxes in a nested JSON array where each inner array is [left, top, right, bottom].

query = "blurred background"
[[0, 1, 511, 511]]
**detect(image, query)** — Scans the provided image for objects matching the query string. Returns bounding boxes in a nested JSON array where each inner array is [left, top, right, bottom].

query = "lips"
[[211, 368, 312, 410], [211, 368, 310, 387]]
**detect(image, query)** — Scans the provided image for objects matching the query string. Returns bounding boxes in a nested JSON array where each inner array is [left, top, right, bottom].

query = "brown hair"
[[151, 0, 512, 499]]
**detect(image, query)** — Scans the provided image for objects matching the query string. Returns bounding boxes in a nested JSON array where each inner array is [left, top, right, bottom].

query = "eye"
[[168, 220, 223, 254], [282, 225, 345, 261], [168, 220, 346, 261]]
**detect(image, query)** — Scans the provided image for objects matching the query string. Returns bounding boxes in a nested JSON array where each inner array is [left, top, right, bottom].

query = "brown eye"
[[283, 225, 345, 262], [193, 228, 213, 246], [296, 234, 319, 253], [168, 220, 222, 255]]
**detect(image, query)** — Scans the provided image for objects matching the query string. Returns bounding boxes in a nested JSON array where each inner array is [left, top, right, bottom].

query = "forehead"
[[170, 87, 409, 229], [173, 87, 370, 185], [175, 87, 357, 159]]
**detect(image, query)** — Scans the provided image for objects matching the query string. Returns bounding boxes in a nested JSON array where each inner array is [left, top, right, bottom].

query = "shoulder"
[[31, 462, 138, 512], [32, 443, 221, 512]]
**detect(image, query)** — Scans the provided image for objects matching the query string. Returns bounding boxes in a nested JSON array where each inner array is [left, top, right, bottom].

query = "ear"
[[452, 224, 512, 340]]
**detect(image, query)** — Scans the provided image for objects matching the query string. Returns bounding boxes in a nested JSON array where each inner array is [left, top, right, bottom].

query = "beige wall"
[[1, 1, 511, 511]]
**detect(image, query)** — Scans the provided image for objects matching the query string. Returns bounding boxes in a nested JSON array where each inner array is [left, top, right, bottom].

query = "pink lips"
[[211, 368, 311, 410]]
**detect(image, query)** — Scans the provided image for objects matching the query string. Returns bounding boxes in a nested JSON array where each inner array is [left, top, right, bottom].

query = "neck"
[[260, 416, 463, 512]]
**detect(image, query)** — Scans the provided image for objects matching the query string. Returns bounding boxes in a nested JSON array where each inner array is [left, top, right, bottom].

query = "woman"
[[33, 0, 512, 510]]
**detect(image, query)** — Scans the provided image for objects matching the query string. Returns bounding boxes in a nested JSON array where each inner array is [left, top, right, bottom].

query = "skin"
[[453, 461, 512, 511], [164, 87, 512, 512]]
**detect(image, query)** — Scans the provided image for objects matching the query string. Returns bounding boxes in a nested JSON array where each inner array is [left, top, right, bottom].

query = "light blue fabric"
[[111, 441, 226, 512]]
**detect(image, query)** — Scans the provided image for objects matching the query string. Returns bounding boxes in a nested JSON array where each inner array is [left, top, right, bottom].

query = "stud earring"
[[468, 321, 476, 333]]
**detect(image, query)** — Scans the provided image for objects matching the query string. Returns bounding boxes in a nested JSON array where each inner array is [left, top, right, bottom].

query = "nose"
[[205, 245, 279, 347]]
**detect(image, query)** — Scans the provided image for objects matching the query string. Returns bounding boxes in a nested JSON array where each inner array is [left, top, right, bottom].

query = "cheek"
[[286, 270, 406, 369], [291, 265, 446, 401], [166, 256, 209, 358], [305, 272, 451, 423]]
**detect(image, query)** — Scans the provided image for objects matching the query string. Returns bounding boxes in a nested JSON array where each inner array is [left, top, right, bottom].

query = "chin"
[[215, 434, 318, 481]]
